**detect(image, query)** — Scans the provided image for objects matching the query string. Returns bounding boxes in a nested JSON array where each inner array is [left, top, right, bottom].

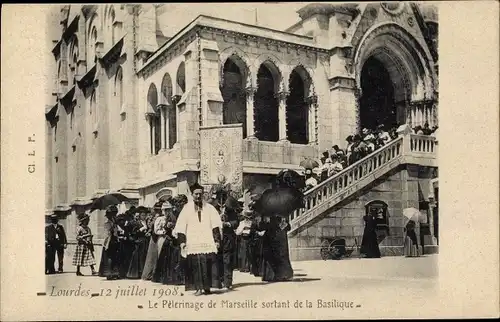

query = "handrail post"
[[397, 124, 412, 156]]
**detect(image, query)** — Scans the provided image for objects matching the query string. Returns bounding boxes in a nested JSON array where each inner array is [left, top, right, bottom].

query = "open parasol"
[[299, 158, 320, 169], [90, 193, 130, 212], [275, 169, 306, 190], [402, 207, 427, 225], [253, 186, 304, 217]]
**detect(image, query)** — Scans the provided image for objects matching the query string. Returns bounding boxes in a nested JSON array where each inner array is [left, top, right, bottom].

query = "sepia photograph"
[[44, 0, 438, 299], [1, 1, 498, 321]]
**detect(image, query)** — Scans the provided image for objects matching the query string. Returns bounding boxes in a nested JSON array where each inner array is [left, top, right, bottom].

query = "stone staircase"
[[288, 129, 438, 236]]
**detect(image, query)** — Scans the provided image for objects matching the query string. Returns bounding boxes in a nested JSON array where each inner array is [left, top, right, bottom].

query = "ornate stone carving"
[[407, 17, 415, 27], [353, 23, 436, 100], [381, 2, 405, 16], [274, 90, 289, 101]]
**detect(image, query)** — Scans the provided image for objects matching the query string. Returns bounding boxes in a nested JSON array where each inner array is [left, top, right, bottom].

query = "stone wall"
[[289, 163, 436, 261]]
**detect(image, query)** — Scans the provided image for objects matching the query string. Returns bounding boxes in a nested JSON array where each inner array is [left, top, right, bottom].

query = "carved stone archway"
[[353, 23, 437, 129]]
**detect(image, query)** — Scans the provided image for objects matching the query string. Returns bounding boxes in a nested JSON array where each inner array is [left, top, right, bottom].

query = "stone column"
[[160, 106, 166, 151], [306, 94, 318, 145], [330, 77, 357, 145], [276, 90, 289, 141], [165, 105, 171, 149], [171, 95, 181, 148], [200, 39, 224, 127], [97, 66, 110, 190], [245, 86, 256, 138]]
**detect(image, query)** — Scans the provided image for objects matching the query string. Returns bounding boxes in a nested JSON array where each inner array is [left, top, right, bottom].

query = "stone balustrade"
[[289, 133, 437, 235]]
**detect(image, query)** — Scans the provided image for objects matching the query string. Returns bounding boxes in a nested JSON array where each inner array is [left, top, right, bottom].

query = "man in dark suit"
[[45, 215, 67, 274]]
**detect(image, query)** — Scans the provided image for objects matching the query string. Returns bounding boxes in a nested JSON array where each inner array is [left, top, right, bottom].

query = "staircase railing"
[[289, 132, 437, 235]]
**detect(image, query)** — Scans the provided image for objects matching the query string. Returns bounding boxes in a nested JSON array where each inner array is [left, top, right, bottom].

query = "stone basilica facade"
[[46, 3, 438, 254]]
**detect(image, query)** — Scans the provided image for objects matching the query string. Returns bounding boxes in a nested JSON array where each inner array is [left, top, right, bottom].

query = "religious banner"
[[199, 124, 243, 194]]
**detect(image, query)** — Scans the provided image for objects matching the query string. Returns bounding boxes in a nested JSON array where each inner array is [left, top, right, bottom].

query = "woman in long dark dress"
[[249, 215, 263, 277], [99, 205, 121, 280], [141, 202, 163, 280], [259, 216, 276, 282], [360, 213, 381, 258], [127, 212, 149, 279], [272, 215, 293, 281], [153, 202, 184, 285], [116, 213, 135, 279]]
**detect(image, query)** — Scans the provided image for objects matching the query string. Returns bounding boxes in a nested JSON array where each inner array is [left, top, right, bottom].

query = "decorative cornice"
[[139, 15, 327, 77], [329, 76, 356, 90], [297, 3, 360, 20], [274, 91, 289, 101]]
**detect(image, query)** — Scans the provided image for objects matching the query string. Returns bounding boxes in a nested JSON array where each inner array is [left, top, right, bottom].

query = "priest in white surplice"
[[173, 182, 223, 295]]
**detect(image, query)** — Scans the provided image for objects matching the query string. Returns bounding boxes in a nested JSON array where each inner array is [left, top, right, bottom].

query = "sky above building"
[[155, 2, 307, 37]]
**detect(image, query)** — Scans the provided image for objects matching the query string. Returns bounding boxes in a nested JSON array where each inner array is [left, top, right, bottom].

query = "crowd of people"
[[303, 123, 438, 190], [47, 183, 294, 296]]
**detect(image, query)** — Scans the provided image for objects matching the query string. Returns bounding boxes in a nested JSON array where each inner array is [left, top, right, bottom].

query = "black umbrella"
[[90, 193, 130, 212], [275, 169, 306, 190], [253, 187, 304, 217]]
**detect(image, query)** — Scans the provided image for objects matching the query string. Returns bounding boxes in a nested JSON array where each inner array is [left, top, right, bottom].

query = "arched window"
[[176, 62, 186, 95], [90, 27, 98, 64], [161, 73, 176, 149], [254, 62, 280, 142], [221, 56, 248, 138], [286, 66, 312, 144], [147, 84, 161, 155], [68, 36, 78, 86]]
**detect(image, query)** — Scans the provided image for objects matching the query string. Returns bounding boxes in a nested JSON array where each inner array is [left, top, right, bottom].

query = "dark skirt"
[[273, 230, 293, 281], [152, 238, 184, 285], [360, 228, 381, 258], [118, 240, 135, 278], [126, 237, 149, 279], [184, 253, 222, 292], [98, 242, 120, 278], [260, 249, 276, 282], [141, 237, 158, 280], [237, 236, 250, 272], [250, 237, 263, 277]]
